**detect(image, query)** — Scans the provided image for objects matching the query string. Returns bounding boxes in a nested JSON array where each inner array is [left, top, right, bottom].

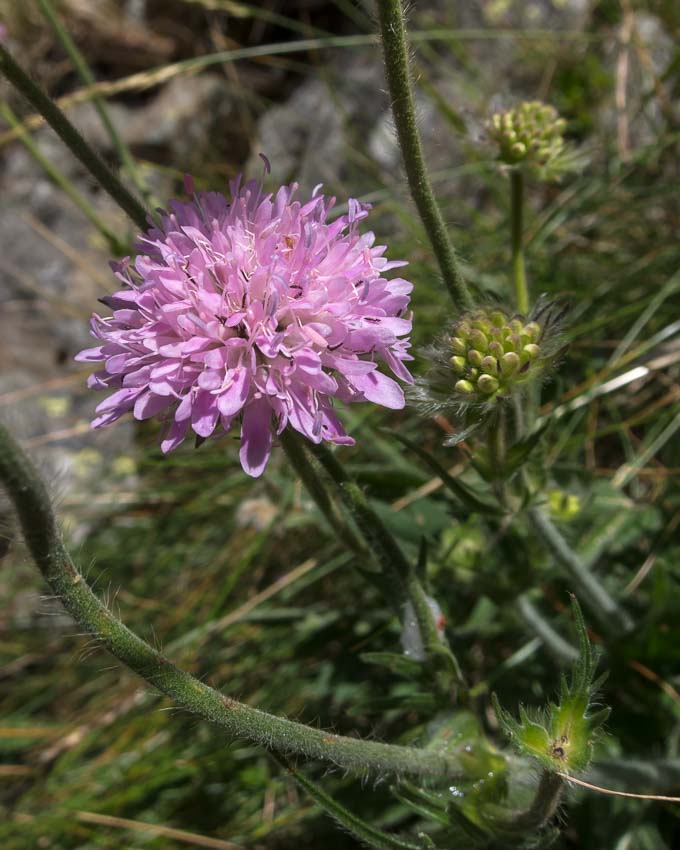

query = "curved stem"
[[528, 508, 633, 637], [309, 442, 464, 687], [375, 0, 472, 310], [487, 770, 563, 836], [0, 44, 149, 232], [511, 170, 529, 314], [0, 421, 466, 780]]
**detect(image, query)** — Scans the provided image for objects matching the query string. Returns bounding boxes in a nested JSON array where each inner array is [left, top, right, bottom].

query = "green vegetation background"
[[1, 1, 679, 848]]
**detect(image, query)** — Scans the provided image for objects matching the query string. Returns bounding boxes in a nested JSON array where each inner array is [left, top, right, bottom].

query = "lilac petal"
[[161, 418, 189, 453], [191, 390, 220, 438], [239, 398, 273, 478], [350, 371, 405, 409], [133, 391, 174, 420], [75, 345, 105, 363], [217, 367, 250, 417]]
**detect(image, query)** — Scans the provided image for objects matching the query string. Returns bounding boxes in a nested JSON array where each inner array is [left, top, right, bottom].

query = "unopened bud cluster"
[[488, 101, 567, 171], [449, 308, 542, 402]]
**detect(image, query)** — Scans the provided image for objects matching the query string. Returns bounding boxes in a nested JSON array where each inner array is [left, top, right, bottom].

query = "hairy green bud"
[[438, 306, 559, 403]]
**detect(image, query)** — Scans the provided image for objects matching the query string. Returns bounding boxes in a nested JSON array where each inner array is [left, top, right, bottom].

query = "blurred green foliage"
[[1, 1, 679, 848]]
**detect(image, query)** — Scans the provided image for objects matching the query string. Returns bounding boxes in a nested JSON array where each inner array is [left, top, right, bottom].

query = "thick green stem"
[[0, 102, 125, 254], [279, 429, 369, 559], [488, 770, 563, 835], [511, 170, 529, 314], [0, 44, 149, 232], [0, 421, 466, 780], [309, 442, 464, 686], [528, 508, 633, 637], [35, 0, 153, 208], [375, 0, 472, 310]]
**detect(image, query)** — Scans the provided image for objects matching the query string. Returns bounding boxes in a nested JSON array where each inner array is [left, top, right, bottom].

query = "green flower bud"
[[481, 355, 498, 376], [493, 601, 610, 774], [477, 374, 499, 395], [524, 321, 541, 341], [500, 351, 520, 376], [489, 340, 504, 359], [487, 100, 574, 179], [435, 300, 563, 407], [468, 329, 488, 352], [467, 349, 484, 367]]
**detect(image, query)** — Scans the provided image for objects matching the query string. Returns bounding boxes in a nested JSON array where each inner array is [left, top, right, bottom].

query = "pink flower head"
[[76, 177, 413, 477]]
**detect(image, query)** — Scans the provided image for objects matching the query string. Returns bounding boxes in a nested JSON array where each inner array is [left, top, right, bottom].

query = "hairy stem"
[[309, 442, 464, 686], [0, 421, 466, 780], [488, 770, 563, 835], [528, 508, 633, 637], [375, 0, 472, 310], [279, 429, 369, 559], [511, 170, 529, 314], [0, 44, 149, 231]]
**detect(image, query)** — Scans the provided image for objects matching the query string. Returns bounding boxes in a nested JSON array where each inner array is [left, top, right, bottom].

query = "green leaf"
[[388, 432, 502, 516], [360, 651, 426, 680]]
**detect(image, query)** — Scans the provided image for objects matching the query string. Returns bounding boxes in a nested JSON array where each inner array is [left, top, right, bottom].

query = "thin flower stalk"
[[279, 428, 369, 558], [310, 441, 465, 687], [0, 420, 467, 780], [511, 170, 529, 313]]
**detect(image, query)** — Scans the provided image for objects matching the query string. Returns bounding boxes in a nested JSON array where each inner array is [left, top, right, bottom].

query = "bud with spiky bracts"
[[493, 599, 610, 774], [487, 101, 576, 180], [414, 297, 566, 438]]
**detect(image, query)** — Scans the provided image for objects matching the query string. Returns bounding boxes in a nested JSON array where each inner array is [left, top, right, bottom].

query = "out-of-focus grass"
[[1, 1, 680, 848]]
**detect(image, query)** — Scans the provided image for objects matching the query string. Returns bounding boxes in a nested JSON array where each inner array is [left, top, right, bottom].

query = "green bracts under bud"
[[494, 601, 610, 775], [446, 306, 551, 404]]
